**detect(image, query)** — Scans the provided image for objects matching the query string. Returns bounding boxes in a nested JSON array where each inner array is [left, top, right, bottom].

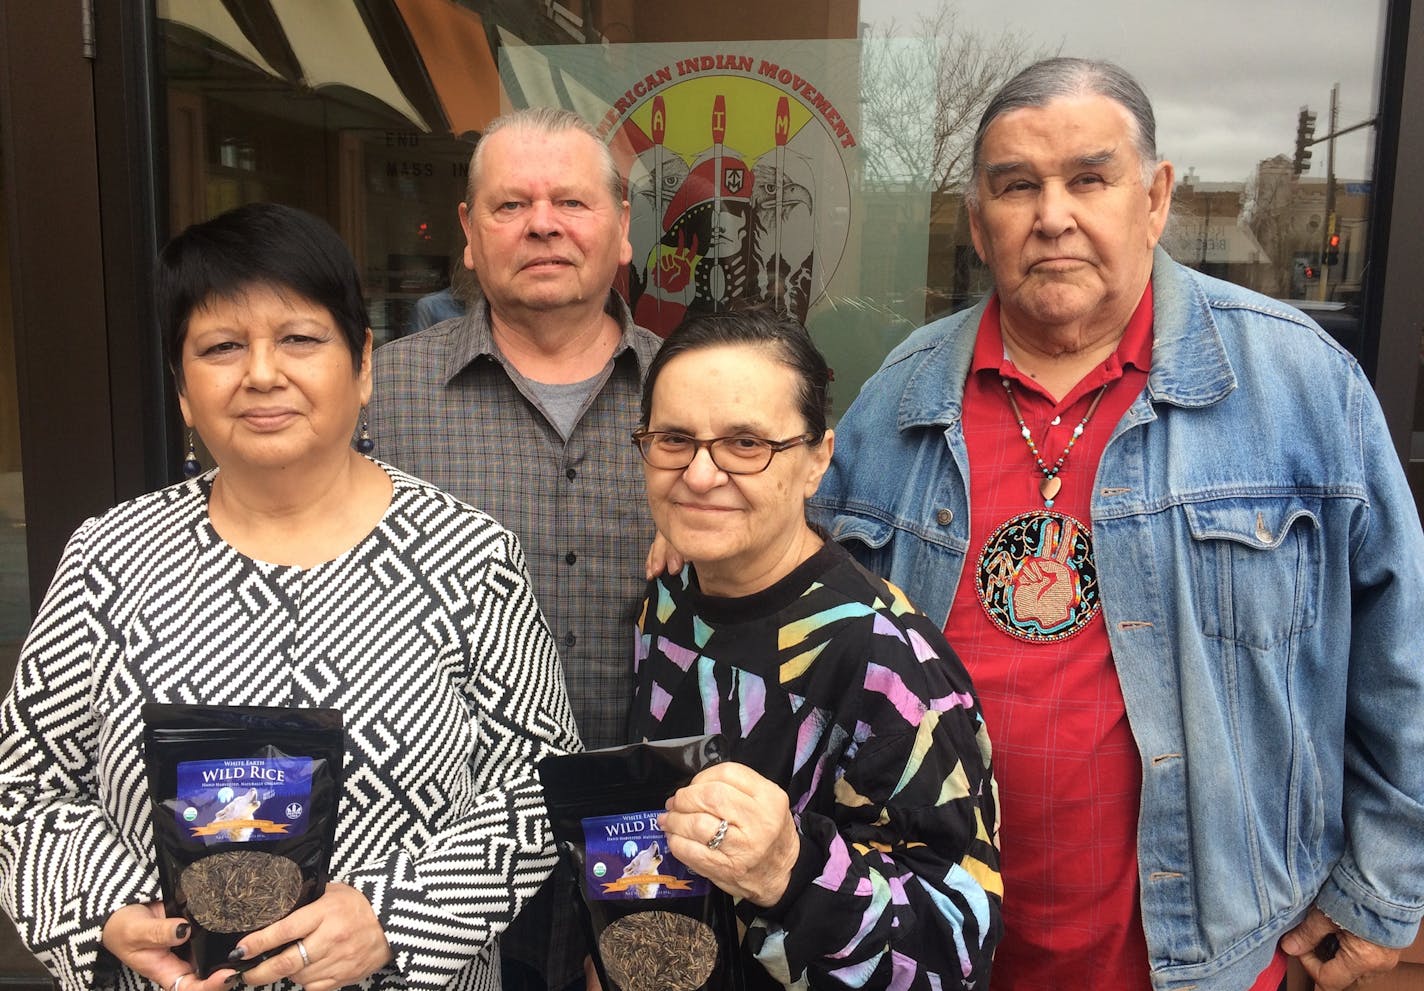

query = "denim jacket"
[[810, 249, 1424, 990]]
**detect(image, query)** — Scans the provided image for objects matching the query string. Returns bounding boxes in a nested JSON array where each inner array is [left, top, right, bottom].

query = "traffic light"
[[1293, 108, 1317, 175], [1303, 263, 1318, 281], [1326, 233, 1341, 266]]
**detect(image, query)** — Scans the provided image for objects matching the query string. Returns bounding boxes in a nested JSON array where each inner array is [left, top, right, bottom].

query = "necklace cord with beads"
[[1001, 378, 1110, 508]]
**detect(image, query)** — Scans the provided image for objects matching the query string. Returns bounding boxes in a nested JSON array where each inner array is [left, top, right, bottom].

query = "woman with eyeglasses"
[[626, 306, 1003, 991]]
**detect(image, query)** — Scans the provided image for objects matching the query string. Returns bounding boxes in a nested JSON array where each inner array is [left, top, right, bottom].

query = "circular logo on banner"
[[976, 511, 1101, 642], [604, 72, 854, 336]]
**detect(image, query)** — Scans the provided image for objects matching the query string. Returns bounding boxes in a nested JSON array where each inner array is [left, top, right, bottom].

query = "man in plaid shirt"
[[367, 106, 662, 991]]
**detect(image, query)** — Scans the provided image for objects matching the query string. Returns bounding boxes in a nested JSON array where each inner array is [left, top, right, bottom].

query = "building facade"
[[2, 0, 1423, 985]]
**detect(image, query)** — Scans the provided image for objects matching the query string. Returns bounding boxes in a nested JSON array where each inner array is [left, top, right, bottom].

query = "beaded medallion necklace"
[[972, 377, 1110, 643]]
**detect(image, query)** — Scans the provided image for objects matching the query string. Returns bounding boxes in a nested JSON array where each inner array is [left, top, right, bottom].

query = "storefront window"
[[155, 0, 1389, 418], [159, 0, 487, 344]]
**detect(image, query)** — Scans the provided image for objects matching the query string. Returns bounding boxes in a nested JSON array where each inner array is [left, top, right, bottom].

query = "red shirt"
[[945, 289, 1287, 990]]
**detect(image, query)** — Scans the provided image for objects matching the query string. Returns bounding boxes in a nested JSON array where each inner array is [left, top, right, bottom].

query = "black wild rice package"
[[538, 735, 744, 991], [142, 703, 344, 978]]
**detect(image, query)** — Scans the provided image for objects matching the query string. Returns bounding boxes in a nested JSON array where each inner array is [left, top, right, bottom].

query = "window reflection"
[[856, 0, 1385, 361], [160, 0, 493, 342], [154, 0, 1406, 502]]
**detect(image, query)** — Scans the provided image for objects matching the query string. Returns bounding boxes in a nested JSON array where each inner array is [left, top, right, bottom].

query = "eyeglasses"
[[631, 429, 814, 475]]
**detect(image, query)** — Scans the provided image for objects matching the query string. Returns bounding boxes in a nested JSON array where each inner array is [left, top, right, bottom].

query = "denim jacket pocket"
[[1182, 496, 1322, 648], [827, 513, 895, 576]]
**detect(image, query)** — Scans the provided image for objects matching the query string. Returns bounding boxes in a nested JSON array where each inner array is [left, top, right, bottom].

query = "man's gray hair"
[[467, 106, 625, 206], [966, 58, 1159, 208]]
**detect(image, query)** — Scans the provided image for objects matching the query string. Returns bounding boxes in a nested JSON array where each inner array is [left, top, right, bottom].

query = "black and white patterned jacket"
[[0, 463, 580, 991]]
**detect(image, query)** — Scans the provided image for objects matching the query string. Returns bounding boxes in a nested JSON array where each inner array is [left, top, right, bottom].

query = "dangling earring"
[[182, 431, 202, 478], [356, 410, 374, 454]]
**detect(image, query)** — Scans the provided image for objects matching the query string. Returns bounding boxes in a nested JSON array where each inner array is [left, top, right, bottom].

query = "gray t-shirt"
[[517, 365, 611, 441]]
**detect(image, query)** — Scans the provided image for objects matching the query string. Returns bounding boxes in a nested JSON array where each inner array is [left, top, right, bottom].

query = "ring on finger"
[[296, 939, 311, 968], [171, 974, 187, 991], [707, 817, 730, 850]]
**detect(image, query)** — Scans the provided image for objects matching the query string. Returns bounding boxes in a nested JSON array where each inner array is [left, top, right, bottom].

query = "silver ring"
[[171, 975, 186, 991], [707, 818, 729, 850], [296, 939, 311, 968]]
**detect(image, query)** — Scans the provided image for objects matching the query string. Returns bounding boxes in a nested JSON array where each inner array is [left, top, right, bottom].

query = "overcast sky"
[[857, 0, 1386, 185]]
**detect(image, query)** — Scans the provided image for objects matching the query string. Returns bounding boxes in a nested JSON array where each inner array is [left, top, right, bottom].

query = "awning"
[[158, 0, 507, 136], [392, 0, 499, 136], [270, 0, 428, 130], [157, 0, 281, 77]]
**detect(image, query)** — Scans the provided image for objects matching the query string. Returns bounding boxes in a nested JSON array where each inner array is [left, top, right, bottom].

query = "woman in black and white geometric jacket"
[[0, 202, 579, 991]]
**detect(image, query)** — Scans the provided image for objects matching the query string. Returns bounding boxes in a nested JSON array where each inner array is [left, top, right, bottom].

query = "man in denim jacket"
[[811, 57, 1424, 991]]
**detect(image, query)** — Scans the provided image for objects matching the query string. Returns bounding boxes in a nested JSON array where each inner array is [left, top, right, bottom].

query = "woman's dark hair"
[[641, 305, 832, 441], [156, 202, 369, 386]]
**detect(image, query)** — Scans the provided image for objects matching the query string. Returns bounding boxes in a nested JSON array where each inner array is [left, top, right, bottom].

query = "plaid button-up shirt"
[[367, 293, 662, 986]]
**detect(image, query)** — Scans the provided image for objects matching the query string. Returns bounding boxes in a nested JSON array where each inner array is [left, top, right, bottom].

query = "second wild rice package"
[[538, 735, 744, 991]]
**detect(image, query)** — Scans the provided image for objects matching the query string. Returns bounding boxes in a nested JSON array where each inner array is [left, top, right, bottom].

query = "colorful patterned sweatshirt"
[[632, 540, 1002, 990]]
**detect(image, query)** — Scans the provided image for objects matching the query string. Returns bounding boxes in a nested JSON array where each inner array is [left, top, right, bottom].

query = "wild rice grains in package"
[[142, 703, 344, 978], [538, 735, 743, 991]]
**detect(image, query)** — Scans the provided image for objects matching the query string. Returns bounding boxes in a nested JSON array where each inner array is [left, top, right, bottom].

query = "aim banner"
[[500, 40, 862, 338]]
